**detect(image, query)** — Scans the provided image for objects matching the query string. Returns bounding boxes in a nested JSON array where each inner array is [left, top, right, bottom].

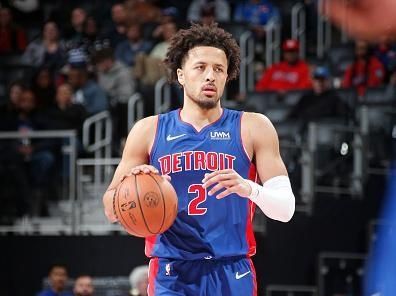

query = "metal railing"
[[0, 130, 77, 233], [266, 19, 281, 67], [266, 285, 317, 296], [75, 158, 123, 234], [318, 252, 366, 296], [155, 77, 171, 114], [316, 0, 332, 58], [127, 92, 144, 130], [82, 111, 113, 191], [300, 106, 369, 207], [239, 31, 255, 95], [292, 2, 306, 59]]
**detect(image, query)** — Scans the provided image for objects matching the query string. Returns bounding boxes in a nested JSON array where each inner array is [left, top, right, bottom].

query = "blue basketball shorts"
[[148, 256, 257, 296]]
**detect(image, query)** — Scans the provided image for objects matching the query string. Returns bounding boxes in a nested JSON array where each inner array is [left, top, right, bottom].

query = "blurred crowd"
[[0, 0, 395, 221], [37, 264, 149, 296]]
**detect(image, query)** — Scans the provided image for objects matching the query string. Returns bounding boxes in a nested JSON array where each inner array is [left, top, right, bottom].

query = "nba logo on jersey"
[[165, 263, 171, 276]]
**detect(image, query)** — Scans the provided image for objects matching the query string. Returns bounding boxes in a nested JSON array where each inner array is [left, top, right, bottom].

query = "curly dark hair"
[[164, 23, 240, 82]]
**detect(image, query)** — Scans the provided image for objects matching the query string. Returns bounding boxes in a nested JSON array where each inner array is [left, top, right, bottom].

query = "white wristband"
[[246, 176, 295, 222]]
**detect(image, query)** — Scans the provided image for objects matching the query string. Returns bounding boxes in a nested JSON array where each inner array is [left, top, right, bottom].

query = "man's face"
[[56, 84, 73, 105], [355, 40, 368, 58], [126, 25, 141, 42], [73, 276, 94, 296], [71, 8, 86, 28], [112, 4, 126, 24], [49, 267, 68, 292], [43, 22, 59, 42], [68, 69, 82, 89], [177, 46, 228, 109], [312, 77, 329, 94], [18, 90, 36, 113], [96, 58, 113, 73], [283, 51, 299, 64]]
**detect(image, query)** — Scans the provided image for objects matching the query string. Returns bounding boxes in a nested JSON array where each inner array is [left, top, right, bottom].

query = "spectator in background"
[[287, 66, 349, 126], [149, 21, 177, 60], [115, 23, 152, 67], [0, 7, 27, 55], [373, 36, 396, 82], [187, 0, 230, 22], [94, 47, 134, 152], [342, 40, 385, 96], [32, 67, 56, 109], [23, 21, 67, 72], [46, 83, 87, 134], [64, 7, 87, 45], [255, 39, 311, 92], [81, 16, 102, 56], [73, 275, 94, 296], [37, 264, 72, 296], [66, 49, 108, 115], [0, 80, 24, 116], [129, 265, 148, 296], [384, 69, 396, 102], [234, 0, 280, 39], [102, 3, 128, 47], [124, 0, 162, 25]]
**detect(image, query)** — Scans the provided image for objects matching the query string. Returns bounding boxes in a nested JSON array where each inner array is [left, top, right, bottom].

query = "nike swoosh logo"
[[166, 134, 186, 141], [235, 271, 251, 280]]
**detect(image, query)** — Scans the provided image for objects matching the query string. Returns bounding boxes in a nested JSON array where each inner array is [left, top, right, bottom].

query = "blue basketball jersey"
[[147, 108, 257, 260]]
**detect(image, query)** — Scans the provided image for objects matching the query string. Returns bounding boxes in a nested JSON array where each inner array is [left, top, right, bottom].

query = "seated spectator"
[[255, 39, 312, 92], [384, 69, 396, 102], [115, 23, 152, 67], [149, 21, 177, 60], [124, 0, 162, 25], [37, 264, 72, 296], [94, 47, 134, 152], [287, 66, 349, 126], [67, 58, 108, 115], [46, 83, 87, 133], [129, 265, 148, 296], [64, 7, 87, 45], [0, 7, 27, 55], [23, 21, 67, 72], [187, 0, 230, 23], [32, 67, 56, 109], [0, 80, 24, 116], [234, 0, 280, 38], [373, 36, 396, 82], [73, 274, 94, 296], [342, 40, 385, 96], [101, 3, 128, 48], [81, 16, 102, 57], [15, 89, 56, 216]]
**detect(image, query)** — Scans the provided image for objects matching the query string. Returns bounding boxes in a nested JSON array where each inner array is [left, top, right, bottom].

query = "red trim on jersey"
[[148, 257, 159, 296], [248, 257, 258, 296], [145, 235, 158, 257], [148, 115, 160, 161], [239, 112, 252, 163], [246, 164, 257, 257]]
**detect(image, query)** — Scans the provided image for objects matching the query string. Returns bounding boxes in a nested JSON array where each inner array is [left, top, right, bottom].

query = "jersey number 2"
[[188, 184, 207, 215]]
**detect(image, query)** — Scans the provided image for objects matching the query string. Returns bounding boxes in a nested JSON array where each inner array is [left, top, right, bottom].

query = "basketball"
[[113, 173, 178, 237]]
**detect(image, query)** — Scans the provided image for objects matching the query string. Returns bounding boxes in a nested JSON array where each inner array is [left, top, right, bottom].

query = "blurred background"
[[0, 0, 394, 295]]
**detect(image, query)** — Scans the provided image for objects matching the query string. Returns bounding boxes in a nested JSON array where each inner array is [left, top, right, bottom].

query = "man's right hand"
[[102, 164, 170, 222]]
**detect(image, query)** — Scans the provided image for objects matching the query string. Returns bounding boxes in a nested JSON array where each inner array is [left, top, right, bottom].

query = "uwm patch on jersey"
[[147, 108, 257, 260]]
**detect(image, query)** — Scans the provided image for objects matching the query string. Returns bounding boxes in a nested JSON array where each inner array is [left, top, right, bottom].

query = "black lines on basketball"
[[148, 174, 166, 233], [135, 174, 157, 235]]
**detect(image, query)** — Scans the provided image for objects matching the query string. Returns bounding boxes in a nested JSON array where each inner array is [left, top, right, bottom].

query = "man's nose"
[[205, 68, 215, 82]]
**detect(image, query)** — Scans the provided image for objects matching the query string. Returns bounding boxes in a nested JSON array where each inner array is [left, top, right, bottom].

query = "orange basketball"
[[113, 173, 178, 237]]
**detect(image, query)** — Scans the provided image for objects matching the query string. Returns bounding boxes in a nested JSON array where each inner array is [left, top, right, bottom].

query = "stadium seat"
[[364, 86, 393, 104], [245, 91, 279, 113]]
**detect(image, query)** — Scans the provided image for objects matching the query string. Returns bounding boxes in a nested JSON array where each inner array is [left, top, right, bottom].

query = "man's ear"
[[177, 68, 184, 86]]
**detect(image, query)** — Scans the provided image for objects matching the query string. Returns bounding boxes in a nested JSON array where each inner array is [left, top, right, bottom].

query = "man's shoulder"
[[242, 111, 272, 129]]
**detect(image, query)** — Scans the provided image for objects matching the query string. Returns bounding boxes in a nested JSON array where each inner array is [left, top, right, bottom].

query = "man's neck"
[[180, 101, 223, 132]]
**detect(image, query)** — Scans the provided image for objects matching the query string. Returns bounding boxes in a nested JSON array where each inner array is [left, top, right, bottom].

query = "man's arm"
[[202, 112, 295, 222], [102, 116, 158, 222]]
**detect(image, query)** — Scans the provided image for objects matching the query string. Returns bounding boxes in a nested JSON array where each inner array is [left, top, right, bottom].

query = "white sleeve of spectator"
[[246, 176, 295, 222]]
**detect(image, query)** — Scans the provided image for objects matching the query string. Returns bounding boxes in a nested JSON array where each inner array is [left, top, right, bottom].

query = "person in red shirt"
[[0, 7, 27, 55], [255, 39, 312, 92], [342, 40, 385, 96]]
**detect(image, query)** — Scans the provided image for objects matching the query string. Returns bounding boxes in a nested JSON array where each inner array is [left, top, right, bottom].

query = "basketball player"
[[103, 23, 295, 295]]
